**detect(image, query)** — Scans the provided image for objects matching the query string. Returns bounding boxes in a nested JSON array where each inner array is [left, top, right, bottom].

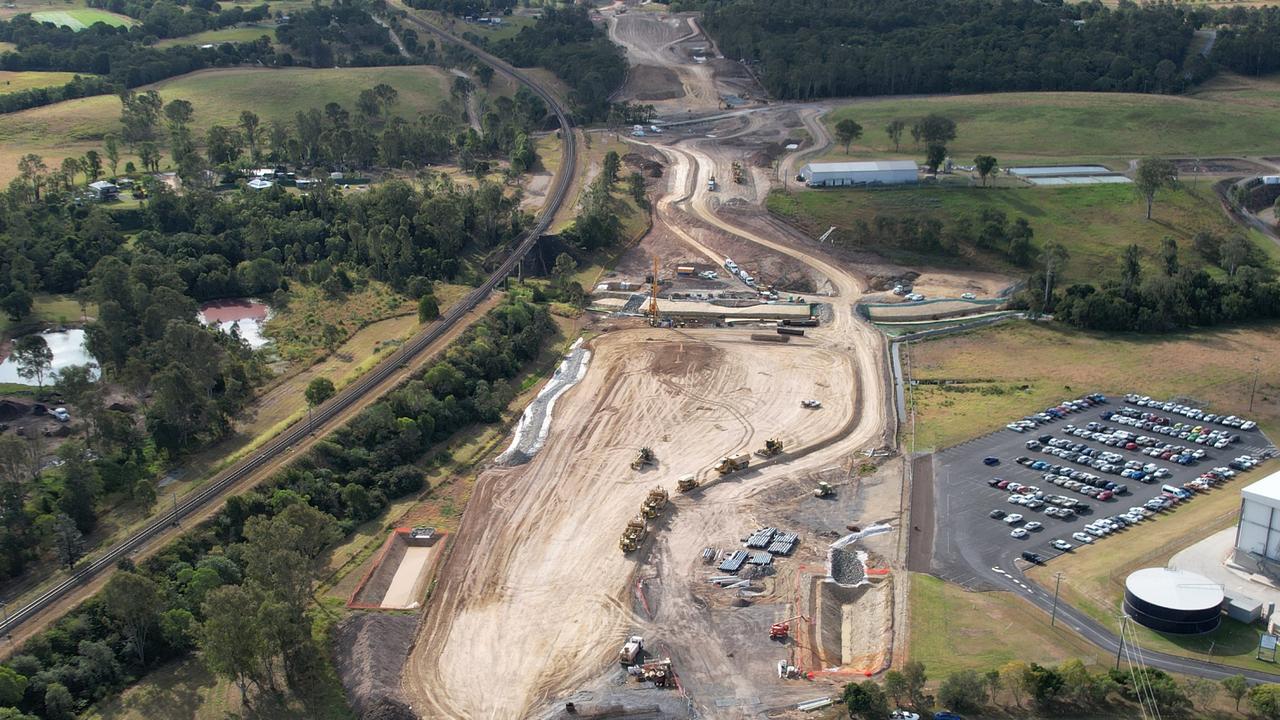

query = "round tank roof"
[[1125, 568, 1224, 612]]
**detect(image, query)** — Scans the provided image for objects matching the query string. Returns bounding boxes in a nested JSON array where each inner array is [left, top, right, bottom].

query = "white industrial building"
[[798, 161, 918, 187], [1235, 469, 1280, 565]]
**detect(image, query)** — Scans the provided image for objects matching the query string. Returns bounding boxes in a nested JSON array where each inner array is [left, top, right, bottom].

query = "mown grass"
[[1024, 463, 1280, 675], [908, 320, 1280, 450], [768, 183, 1242, 285], [154, 24, 277, 48], [909, 573, 1111, 676], [0, 66, 453, 184], [30, 7, 135, 29], [823, 74, 1280, 162], [0, 293, 95, 338], [0, 70, 97, 94]]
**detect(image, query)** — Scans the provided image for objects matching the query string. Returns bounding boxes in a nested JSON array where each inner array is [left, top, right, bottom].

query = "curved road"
[[0, 14, 576, 646]]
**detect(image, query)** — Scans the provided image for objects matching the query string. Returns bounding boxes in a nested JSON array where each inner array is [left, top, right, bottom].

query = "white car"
[[1004, 513, 1023, 525], [1052, 539, 1073, 551], [1024, 521, 1043, 531], [961, 292, 977, 300], [1011, 528, 1029, 539], [1072, 532, 1094, 544], [890, 711, 921, 720]]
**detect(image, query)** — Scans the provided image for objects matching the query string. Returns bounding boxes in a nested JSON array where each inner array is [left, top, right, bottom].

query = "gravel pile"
[[331, 613, 418, 719], [830, 548, 866, 585]]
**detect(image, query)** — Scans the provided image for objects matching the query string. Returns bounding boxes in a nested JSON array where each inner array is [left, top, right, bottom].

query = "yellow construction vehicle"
[[631, 446, 656, 470], [715, 453, 751, 475], [620, 517, 647, 553], [814, 481, 833, 498], [732, 161, 746, 184], [641, 486, 669, 518], [755, 438, 783, 458], [675, 473, 699, 493]]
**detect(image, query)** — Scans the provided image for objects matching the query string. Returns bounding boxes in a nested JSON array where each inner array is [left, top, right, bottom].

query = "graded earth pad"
[[349, 529, 444, 610], [402, 328, 859, 718]]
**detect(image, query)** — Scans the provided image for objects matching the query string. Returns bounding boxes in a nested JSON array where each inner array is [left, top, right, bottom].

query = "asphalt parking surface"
[[927, 394, 1276, 592]]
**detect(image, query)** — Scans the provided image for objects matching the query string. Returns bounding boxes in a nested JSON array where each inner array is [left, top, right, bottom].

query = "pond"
[[0, 329, 100, 385], [197, 299, 273, 349]]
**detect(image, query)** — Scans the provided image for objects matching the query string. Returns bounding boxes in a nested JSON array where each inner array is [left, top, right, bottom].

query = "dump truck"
[[715, 453, 751, 475], [676, 473, 699, 492], [619, 636, 644, 665], [755, 439, 783, 458], [631, 446, 656, 470], [641, 486, 669, 518], [620, 517, 647, 552], [814, 481, 833, 498]]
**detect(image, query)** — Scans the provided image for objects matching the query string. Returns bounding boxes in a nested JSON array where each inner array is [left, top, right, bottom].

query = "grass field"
[[154, 23, 277, 48], [908, 320, 1280, 450], [0, 65, 454, 184], [910, 573, 1111, 676], [30, 7, 135, 29], [823, 73, 1280, 163], [768, 183, 1245, 284], [1024, 463, 1280, 675], [0, 293, 94, 338], [0, 70, 92, 94]]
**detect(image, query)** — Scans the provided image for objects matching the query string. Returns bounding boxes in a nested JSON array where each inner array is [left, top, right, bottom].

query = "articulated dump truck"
[[675, 473, 699, 493], [715, 453, 751, 475]]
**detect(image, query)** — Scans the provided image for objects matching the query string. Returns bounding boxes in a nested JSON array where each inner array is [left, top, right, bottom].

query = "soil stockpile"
[[332, 613, 418, 719]]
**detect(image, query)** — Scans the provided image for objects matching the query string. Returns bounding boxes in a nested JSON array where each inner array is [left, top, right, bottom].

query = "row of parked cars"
[[1062, 420, 1212, 465], [1023, 436, 1156, 484], [1005, 393, 1109, 433], [1124, 394, 1258, 430], [1107, 406, 1243, 447]]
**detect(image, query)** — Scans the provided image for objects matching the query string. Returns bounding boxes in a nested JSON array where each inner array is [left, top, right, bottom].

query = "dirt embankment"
[[332, 613, 419, 720]]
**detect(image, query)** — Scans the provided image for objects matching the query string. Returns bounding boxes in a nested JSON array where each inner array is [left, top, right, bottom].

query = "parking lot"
[[926, 393, 1277, 591]]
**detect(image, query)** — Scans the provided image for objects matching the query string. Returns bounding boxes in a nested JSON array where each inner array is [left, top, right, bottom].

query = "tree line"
[[85, 0, 271, 39], [0, 74, 117, 116], [685, 0, 1221, 99], [842, 657, 1276, 720], [0, 297, 557, 720], [448, 4, 625, 122]]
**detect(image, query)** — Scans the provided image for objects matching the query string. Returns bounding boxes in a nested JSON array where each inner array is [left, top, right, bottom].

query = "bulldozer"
[[675, 473, 699, 493], [813, 481, 833, 498], [755, 438, 784, 458], [631, 446, 656, 470], [641, 486, 669, 519], [620, 517, 647, 553]]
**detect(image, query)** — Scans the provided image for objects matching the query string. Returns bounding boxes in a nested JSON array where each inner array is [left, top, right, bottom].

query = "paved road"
[[0, 12, 577, 643], [918, 395, 1280, 682]]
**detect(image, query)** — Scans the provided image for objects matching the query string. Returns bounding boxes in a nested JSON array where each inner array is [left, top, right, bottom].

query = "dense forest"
[[0, 297, 557, 720], [412, 0, 517, 16], [424, 4, 624, 122], [1212, 6, 1280, 77], [685, 0, 1215, 98]]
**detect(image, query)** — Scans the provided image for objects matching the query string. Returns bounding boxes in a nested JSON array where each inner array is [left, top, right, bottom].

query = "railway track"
[[0, 16, 576, 641]]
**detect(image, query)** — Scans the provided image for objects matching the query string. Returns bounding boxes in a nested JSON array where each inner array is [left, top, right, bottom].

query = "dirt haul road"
[[402, 14, 893, 719]]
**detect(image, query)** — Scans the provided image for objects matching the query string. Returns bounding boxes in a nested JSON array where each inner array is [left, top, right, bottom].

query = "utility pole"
[[1051, 572, 1064, 627], [170, 491, 179, 527], [1251, 355, 1262, 413], [1115, 614, 1129, 670]]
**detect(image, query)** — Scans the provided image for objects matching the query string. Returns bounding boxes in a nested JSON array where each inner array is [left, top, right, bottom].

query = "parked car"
[[1021, 550, 1045, 563], [1011, 528, 1029, 538], [1072, 532, 1094, 544], [983, 456, 1000, 466], [51, 407, 70, 422], [1052, 539, 1073, 551], [989, 509, 1006, 519], [1004, 514, 1024, 525], [1024, 521, 1043, 531]]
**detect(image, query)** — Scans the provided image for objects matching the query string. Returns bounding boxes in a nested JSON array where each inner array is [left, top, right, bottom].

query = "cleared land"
[[908, 320, 1280, 450], [154, 24, 277, 48], [769, 183, 1249, 284], [29, 7, 134, 28], [403, 329, 862, 717], [822, 74, 1280, 162], [0, 70, 96, 94], [0, 66, 453, 183]]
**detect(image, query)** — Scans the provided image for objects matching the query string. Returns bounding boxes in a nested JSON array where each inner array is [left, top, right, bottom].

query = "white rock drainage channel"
[[496, 337, 591, 465]]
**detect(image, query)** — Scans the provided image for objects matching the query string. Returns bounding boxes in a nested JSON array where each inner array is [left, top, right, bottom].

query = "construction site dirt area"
[[401, 328, 861, 718], [349, 528, 445, 610]]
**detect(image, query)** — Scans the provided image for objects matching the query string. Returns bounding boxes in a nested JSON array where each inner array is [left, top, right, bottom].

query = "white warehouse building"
[[1235, 469, 1280, 566], [799, 160, 918, 187]]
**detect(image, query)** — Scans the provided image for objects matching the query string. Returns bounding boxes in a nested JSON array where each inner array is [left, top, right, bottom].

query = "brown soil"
[[332, 613, 419, 719], [626, 65, 685, 101]]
